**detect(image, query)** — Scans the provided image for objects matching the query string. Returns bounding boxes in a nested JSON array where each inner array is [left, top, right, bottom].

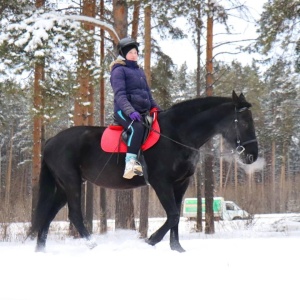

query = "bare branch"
[[43, 13, 120, 44], [214, 38, 256, 49], [213, 51, 241, 59]]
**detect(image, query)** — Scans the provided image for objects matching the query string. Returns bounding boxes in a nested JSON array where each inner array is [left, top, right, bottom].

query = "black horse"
[[31, 91, 258, 252]]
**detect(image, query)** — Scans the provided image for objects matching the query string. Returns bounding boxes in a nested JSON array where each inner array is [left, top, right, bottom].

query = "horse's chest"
[[173, 152, 199, 178]]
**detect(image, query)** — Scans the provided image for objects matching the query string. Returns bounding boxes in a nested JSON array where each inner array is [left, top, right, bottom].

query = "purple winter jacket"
[[110, 59, 160, 116]]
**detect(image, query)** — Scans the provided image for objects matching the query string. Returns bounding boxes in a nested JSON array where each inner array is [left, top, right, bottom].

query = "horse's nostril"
[[247, 154, 254, 164]]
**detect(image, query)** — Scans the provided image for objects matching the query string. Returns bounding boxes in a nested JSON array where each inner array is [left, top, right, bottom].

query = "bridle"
[[143, 105, 257, 157], [234, 106, 257, 155]]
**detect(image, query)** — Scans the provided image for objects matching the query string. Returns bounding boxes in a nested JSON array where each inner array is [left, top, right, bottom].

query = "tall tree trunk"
[[271, 140, 276, 212], [206, 4, 213, 97], [99, 187, 107, 233], [204, 146, 214, 234], [100, 0, 105, 127], [280, 146, 287, 212], [112, 0, 135, 229], [234, 157, 238, 200], [196, 164, 203, 232], [73, 0, 96, 235], [204, 1, 215, 234], [4, 127, 13, 222], [131, 1, 140, 40], [85, 0, 96, 234], [113, 0, 128, 39], [0, 144, 2, 208], [74, 0, 96, 126], [99, 0, 107, 234], [31, 55, 45, 224], [139, 187, 149, 238], [144, 4, 151, 85], [195, 4, 203, 233], [196, 2, 202, 97], [115, 190, 135, 230], [138, 4, 151, 238], [219, 136, 223, 193]]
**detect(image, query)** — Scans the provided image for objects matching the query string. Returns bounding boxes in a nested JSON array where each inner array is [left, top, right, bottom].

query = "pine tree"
[[257, 0, 300, 70], [261, 59, 298, 212], [151, 55, 174, 109]]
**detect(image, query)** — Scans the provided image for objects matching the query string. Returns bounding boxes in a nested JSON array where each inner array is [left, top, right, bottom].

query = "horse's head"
[[224, 91, 258, 164]]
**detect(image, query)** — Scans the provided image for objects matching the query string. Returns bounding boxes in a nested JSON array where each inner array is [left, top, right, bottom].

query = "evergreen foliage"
[[257, 0, 300, 71], [0, 0, 300, 220]]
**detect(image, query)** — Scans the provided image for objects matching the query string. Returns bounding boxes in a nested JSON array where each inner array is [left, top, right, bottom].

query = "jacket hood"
[[109, 58, 126, 72], [110, 58, 139, 72]]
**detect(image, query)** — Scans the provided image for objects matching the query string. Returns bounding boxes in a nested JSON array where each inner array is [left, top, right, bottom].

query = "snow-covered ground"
[[1, 214, 300, 300]]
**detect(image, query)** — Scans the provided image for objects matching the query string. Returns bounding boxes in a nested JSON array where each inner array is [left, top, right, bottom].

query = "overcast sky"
[[159, 0, 267, 69]]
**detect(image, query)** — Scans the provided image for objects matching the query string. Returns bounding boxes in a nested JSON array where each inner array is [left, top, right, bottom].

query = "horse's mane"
[[168, 96, 232, 113]]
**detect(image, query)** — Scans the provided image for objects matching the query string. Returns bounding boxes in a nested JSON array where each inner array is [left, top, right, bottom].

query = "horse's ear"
[[232, 91, 247, 106], [232, 90, 239, 105], [239, 93, 247, 103]]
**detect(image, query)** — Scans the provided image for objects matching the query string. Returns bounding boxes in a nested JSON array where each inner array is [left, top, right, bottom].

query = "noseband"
[[234, 107, 257, 155]]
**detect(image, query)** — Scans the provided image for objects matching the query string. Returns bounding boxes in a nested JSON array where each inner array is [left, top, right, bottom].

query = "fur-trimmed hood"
[[109, 57, 126, 72]]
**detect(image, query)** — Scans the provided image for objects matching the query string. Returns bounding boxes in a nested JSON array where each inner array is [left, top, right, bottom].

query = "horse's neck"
[[176, 103, 233, 149]]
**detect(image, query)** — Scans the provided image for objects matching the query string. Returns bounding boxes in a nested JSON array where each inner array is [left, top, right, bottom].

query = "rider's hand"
[[129, 111, 142, 122]]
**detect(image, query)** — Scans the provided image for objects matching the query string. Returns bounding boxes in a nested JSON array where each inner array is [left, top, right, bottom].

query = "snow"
[[0, 214, 300, 300], [1, 215, 300, 300]]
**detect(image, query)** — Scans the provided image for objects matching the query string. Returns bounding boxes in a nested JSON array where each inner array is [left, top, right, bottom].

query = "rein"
[[143, 106, 257, 157], [142, 121, 200, 152], [93, 105, 256, 183]]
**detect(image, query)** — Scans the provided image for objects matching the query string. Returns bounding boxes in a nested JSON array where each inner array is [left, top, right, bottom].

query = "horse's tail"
[[26, 158, 57, 240]]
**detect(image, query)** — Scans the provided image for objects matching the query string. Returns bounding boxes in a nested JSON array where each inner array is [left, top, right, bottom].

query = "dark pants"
[[114, 110, 145, 155]]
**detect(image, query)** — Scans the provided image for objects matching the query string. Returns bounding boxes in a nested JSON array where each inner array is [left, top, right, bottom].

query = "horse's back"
[[43, 126, 105, 168], [45, 126, 104, 149]]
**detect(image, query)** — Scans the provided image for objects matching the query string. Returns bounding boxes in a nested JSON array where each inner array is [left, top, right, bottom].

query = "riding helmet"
[[117, 37, 139, 58]]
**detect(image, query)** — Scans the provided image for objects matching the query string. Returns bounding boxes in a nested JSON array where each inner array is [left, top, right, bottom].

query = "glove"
[[129, 111, 142, 122]]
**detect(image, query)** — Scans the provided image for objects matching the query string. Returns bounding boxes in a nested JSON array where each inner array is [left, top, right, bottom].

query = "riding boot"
[[123, 156, 143, 179]]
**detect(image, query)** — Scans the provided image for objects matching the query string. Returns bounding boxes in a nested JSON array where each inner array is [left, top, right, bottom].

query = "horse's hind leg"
[[36, 188, 67, 252], [63, 178, 96, 249]]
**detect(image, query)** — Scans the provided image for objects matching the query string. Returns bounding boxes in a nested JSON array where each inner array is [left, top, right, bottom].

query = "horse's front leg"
[[170, 226, 185, 253], [169, 179, 190, 253], [146, 184, 180, 248], [146, 213, 180, 246]]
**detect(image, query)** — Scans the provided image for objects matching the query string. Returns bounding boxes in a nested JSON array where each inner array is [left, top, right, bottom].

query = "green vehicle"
[[183, 197, 250, 220]]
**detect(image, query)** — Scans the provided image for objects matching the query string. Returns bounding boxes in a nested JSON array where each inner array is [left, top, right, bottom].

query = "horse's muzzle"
[[246, 154, 255, 164], [240, 140, 258, 164], [243, 147, 258, 164]]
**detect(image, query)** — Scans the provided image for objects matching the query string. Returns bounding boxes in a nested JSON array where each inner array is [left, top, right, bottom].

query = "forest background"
[[0, 0, 299, 237]]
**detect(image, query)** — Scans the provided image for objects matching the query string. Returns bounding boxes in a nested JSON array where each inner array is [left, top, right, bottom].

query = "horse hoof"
[[86, 238, 97, 249], [170, 243, 186, 253], [145, 238, 155, 246], [35, 244, 46, 253]]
